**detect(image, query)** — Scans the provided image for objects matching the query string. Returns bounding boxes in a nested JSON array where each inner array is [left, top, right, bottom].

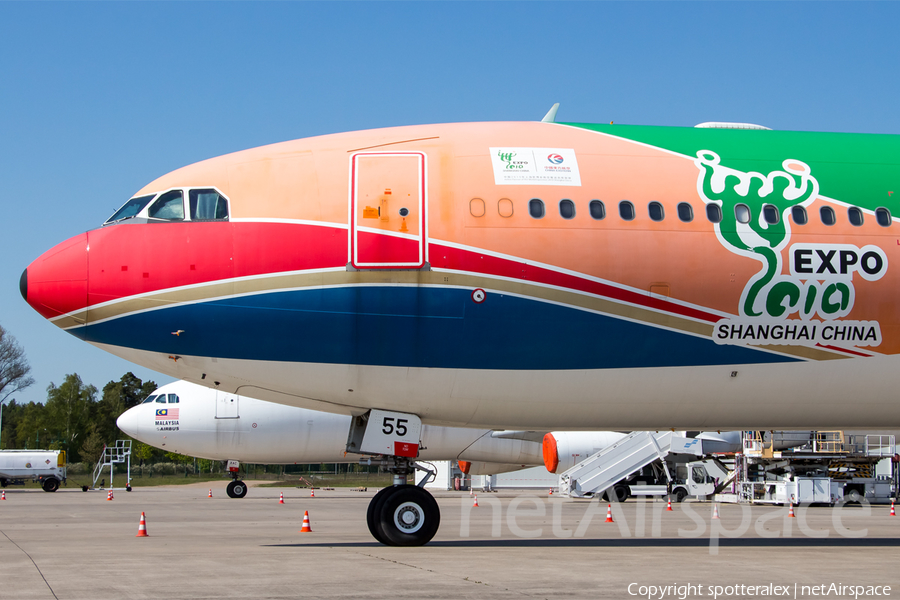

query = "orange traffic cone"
[[1, 490, 5, 500], [788, 503, 796, 518], [890, 501, 896, 516], [469, 488, 473, 497], [279, 492, 285, 504], [310, 488, 315, 498], [666, 497, 673, 511], [208, 489, 213, 498], [548, 488, 553, 496], [605, 504, 614, 523], [473, 495, 479, 507], [712, 504, 720, 519], [107, 490, 113, 501], [136, 512, 149, 537], [300, 511, 313, 532]]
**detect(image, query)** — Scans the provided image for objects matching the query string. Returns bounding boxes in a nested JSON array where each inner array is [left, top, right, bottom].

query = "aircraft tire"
[[366, 486, 397, 544], [226, 480, 248, 498], [41, 477, 60, 493], [377, 485, 440, 547], [603, 485, 631, 502]]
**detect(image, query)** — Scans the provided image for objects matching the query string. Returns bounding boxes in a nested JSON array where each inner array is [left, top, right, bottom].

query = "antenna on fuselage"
[[541, 103, 560, 123]]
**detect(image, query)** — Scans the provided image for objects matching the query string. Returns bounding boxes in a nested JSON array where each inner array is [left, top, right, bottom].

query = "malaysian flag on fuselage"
[[155, 408, 179, 420]]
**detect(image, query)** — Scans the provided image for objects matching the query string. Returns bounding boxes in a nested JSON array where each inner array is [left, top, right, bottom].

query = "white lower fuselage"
[[106, 344, 899, 431]]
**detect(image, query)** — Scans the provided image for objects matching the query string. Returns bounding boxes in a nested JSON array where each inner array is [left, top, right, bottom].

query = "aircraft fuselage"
[[22, 121, 900, 430]]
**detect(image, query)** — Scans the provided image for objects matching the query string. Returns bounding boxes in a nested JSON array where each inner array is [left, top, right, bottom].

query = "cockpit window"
[[148, 190, 185, 221], [142, 395, 157, 404], [105, 194, 156, 224], [189, 189, 229, 221], [155, 395, 167, 403], [167, 394, 179, 403]]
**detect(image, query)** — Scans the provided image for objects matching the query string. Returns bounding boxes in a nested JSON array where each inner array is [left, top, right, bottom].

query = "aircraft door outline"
[[215, 390, 239, 419], [349, 152, 427, 269]]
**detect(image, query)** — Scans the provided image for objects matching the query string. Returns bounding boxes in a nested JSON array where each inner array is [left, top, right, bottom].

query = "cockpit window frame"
[[188, 188, 230, 222], [104, 194, 157, 225], [103, 186, 231, 226], [147, 189, 186, 221]]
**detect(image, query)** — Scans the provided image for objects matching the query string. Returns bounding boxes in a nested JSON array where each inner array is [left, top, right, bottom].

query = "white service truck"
[[0, 450, 67, 492]]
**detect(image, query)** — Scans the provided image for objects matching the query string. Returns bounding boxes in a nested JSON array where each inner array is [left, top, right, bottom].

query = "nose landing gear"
[[364, 457, 440, 546], [225, 459, 247, 498], [349, 409, 440, 546]]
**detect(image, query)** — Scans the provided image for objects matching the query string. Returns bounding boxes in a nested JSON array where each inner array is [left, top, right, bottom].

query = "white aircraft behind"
[[116, 381, 763, 501]]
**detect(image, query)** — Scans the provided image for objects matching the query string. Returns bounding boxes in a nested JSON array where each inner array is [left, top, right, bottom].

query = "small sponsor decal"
[[489, 147, 581, 186], [471, 288, 486, 303], [155, 407, 180, 431]]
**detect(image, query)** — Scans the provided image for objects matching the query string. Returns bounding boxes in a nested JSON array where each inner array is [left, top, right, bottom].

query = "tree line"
[[1, 371, 157, 463], [0, 322, 175, 464]]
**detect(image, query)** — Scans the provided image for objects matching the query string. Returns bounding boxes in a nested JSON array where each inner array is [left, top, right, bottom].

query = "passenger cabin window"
[[559, 199, 575, 219], [589, 200, 605, 220], [189, 189, 229, 221], [706, 203, 722, 224], [148, 190, 185, 221], [498, 198, 514, 218], [648, 202, 664, 222], [529, 198, 545, 219], [848, 207, 864, 226], [876, 207, 892, 227], [168, 394, 179, 403], [619, 201, 635, 221], [677, 202, 693, 222], [105, 194, 156, 224], [469, 198, 485, 217], [763, 204, 779, 224], [735, 204, 751, 224], [143, 395, 157, 404], [791, 206, 808, 225], [820, 206, 836, 226]]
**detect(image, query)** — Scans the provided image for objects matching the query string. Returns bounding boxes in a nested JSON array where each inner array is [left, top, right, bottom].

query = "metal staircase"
[[558, 431, 676, 498], [92, 440, 132, 489]]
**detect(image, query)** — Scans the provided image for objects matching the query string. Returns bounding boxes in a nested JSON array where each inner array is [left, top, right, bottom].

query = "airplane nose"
[[22, 233, 89, 321], [116, 407, 141, 438]]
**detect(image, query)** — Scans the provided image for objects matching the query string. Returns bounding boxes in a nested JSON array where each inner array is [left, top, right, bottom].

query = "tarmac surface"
[[1, 484, 898, 599]]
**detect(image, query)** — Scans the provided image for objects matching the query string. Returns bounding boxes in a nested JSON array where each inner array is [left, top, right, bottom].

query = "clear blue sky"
[[2, 1, 899, 407]]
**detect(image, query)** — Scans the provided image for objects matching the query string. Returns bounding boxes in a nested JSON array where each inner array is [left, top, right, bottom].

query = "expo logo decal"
[[694, 151, 888, 348], [496, 150, 529, 170]]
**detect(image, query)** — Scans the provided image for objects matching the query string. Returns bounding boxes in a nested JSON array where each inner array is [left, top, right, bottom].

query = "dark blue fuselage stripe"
[[73, 287, 798, 369]]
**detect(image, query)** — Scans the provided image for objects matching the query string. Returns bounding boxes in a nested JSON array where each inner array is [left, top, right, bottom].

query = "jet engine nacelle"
[[542, 431, 628, 473]]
